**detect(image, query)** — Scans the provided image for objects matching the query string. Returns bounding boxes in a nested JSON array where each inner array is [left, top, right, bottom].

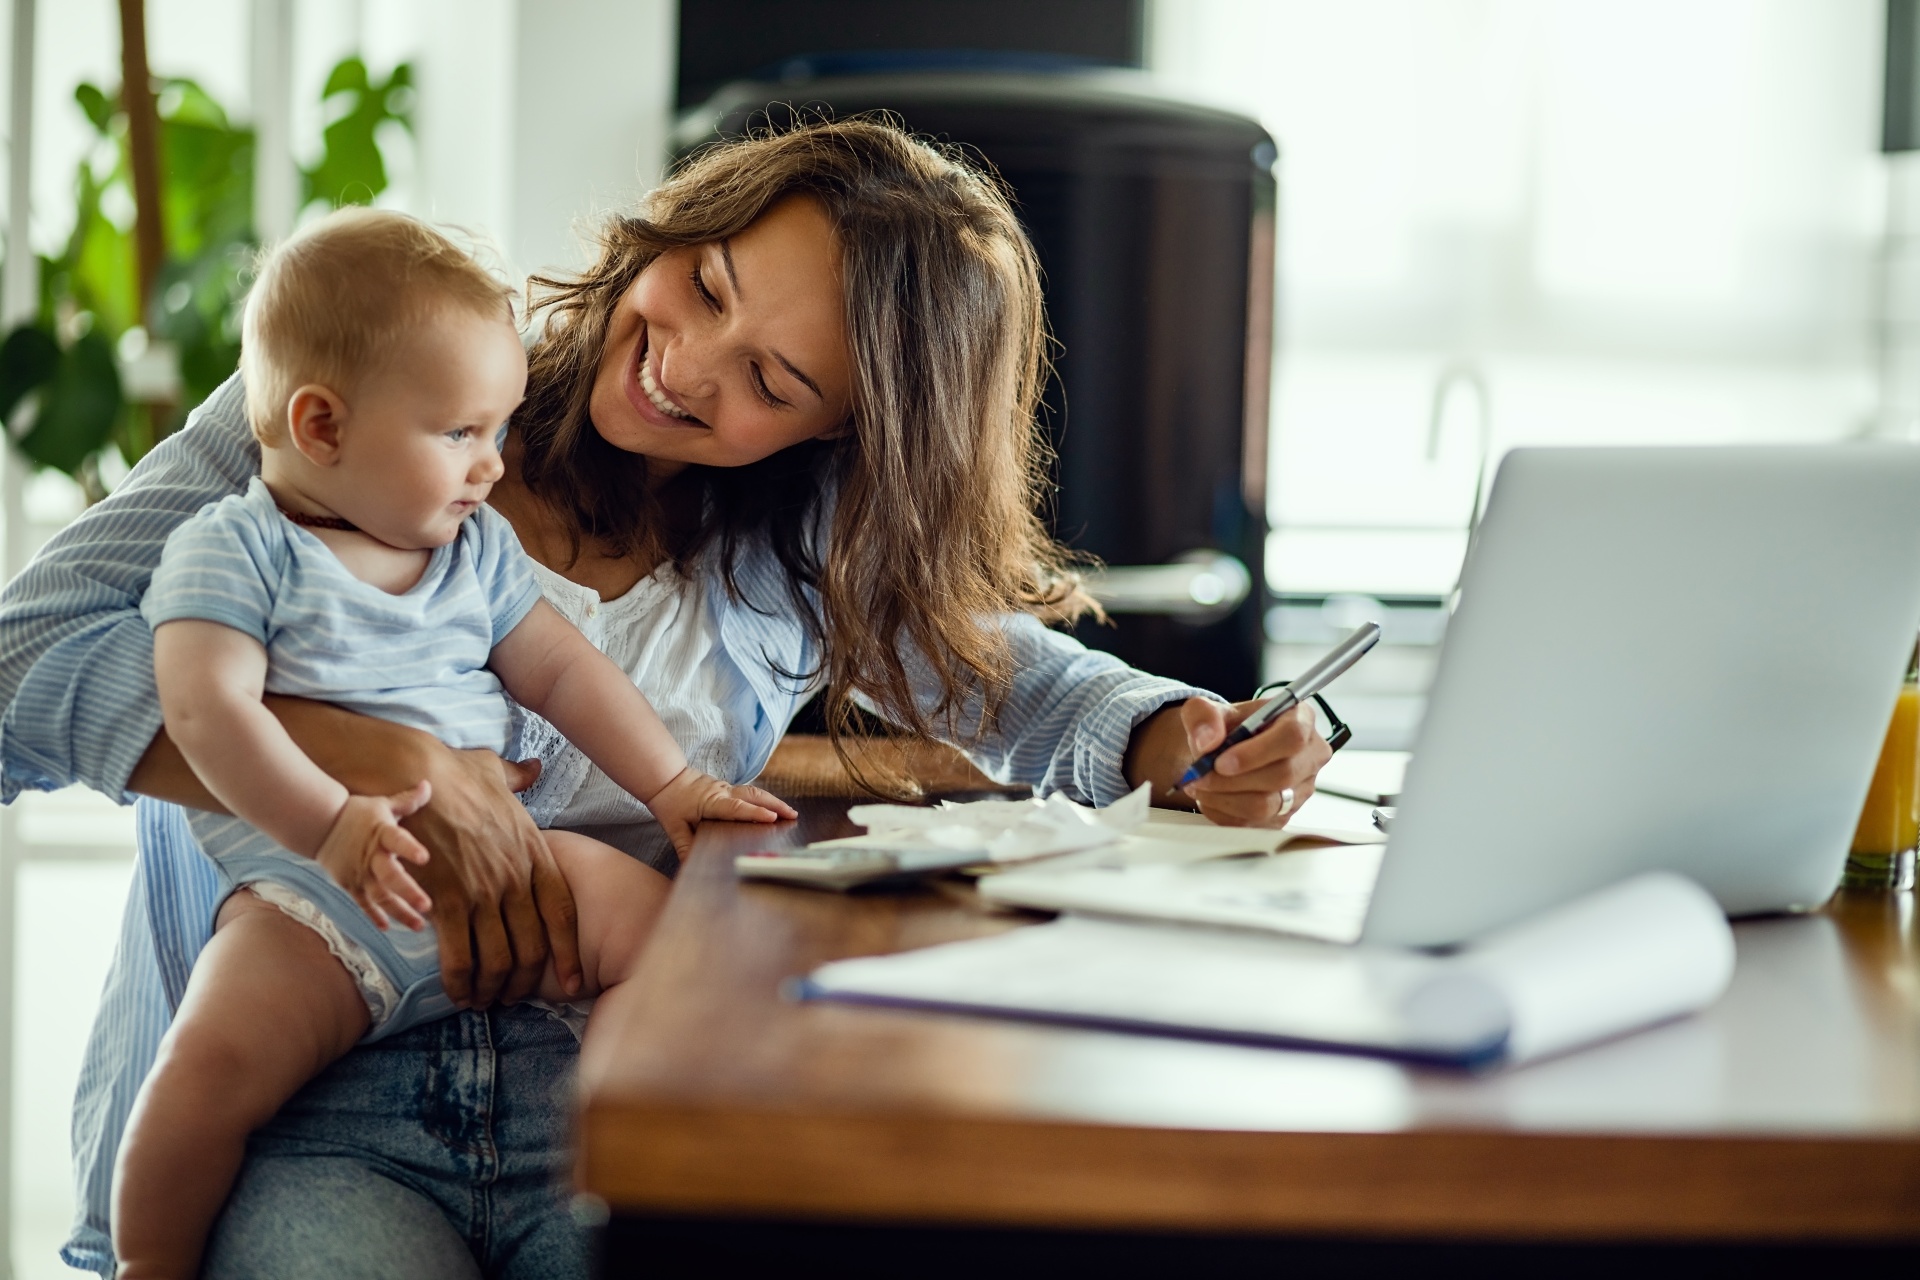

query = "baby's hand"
[[647, 767, 797, 860], [314, 781, 435, 931]]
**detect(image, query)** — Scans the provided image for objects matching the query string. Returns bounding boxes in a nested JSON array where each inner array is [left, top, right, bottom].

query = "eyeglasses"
[[1250, 680, 1353, 753]]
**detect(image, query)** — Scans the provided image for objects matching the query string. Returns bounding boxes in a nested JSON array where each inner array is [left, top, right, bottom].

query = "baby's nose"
[[473, 444, 506, 484]]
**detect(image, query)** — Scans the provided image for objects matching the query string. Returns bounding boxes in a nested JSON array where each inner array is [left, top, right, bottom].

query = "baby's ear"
[[286, 384, 349, 465]]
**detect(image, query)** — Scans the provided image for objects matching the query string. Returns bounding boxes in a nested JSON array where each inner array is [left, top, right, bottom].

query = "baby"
[[109, 208, 795, 1279]]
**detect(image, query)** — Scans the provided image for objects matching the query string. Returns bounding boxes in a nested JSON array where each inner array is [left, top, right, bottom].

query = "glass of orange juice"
[[1846, 645, 1920, 892]]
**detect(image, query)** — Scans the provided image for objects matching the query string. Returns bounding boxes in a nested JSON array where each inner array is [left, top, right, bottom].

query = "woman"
[[2, 120, 1328, 1277]]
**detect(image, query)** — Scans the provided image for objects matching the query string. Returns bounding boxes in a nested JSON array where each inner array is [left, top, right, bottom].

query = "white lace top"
[[520, 557, 754, 828]]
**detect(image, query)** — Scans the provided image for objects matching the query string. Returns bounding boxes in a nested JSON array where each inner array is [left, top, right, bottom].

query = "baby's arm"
[[153, 619, 435, 928], [490, 601, 796, 854]]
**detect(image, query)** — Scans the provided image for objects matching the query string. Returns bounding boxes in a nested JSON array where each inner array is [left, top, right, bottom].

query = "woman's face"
[[589, 194, 853, 481]]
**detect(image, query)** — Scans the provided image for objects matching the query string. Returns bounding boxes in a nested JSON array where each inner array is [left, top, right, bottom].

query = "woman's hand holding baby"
[[315, 780, 436, 931], [646, 767, 798, 860], [399, 744, 580, 1006]]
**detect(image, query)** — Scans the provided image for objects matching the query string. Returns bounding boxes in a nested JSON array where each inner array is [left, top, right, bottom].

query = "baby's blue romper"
[[141, 477, 542, 1038]]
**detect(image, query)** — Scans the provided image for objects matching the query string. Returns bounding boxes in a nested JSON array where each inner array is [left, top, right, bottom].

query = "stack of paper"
[[981, 840, 1385, 943], [801, 872, 1735, 1067], [738, 785, 1382, 891]]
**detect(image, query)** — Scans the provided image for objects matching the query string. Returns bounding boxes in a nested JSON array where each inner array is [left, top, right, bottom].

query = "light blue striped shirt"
[[0, 373, 1216, 1274]]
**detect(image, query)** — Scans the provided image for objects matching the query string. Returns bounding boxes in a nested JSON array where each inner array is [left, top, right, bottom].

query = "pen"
[[1177, 622, 1381, 789]]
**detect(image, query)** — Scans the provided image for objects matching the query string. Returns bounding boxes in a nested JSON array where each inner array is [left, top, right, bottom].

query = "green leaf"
[[322, 56, 370, 99], [0, 325, 59, 423], [33, 57, 407, 484], [71, 193, 139, 335], [74, 83, 113, 134], [158, 106, 253, 260], [159, 79, 230, 130], [17, 330, 122, 473], [302, 58, 414, 210]]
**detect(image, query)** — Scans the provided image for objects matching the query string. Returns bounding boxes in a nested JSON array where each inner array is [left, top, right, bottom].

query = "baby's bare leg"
[[535, 831, 673, 1002], [113, 891, 371, 1280]]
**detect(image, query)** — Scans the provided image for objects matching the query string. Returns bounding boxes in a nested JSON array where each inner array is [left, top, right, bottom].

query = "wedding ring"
[[1277, 787, 1296, 818]]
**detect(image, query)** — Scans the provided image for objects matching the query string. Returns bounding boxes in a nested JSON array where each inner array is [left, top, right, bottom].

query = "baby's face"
[[331, 306, 527, 550]]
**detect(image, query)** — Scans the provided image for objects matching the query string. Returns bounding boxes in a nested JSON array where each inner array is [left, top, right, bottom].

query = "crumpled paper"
[[825, 783, 1152, 864]]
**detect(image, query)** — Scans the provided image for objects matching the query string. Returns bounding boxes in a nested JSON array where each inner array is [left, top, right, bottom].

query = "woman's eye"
[[751, 365, 788, 409], [690, 263, 719, 310]]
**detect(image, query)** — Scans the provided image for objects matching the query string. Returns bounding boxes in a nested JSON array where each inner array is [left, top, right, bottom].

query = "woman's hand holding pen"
[[1125, 696, 1332, 828]]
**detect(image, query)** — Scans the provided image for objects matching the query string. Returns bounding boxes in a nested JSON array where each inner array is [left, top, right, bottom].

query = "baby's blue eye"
[[445, 427, 472, 443]]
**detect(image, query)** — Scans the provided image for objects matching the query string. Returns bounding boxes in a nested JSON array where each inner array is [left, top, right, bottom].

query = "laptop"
[[1364, 445, 1920, 947], [988, 446, 1920, 950]]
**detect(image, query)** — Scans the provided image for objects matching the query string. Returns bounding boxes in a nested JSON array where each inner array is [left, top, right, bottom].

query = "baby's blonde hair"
[[241, 207, 513, 443]]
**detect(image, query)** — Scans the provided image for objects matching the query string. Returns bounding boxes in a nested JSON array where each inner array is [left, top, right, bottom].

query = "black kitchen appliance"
[[678, 66, 1276, 698]]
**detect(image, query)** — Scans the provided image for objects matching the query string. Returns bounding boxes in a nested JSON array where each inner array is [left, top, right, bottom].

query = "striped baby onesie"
[[140, 476, 541, 1036]]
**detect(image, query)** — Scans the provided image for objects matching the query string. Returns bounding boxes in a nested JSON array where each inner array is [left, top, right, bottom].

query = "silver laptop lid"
[[1362, 446, 1920, 949]]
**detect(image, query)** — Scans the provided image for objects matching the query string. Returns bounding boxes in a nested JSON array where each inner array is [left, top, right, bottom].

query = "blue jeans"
[[67, 801, 617, 1277], [202, 1004, 589, 1279]]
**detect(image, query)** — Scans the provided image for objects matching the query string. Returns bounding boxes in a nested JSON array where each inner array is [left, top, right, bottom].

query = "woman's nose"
[[657, 337, 717, 402]]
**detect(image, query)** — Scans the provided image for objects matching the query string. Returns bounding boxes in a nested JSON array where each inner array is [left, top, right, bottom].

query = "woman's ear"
[[286, 384, 349, 466], [815, 416, 855, 442]]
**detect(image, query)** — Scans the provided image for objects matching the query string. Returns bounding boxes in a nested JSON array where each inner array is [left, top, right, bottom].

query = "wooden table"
[[575, 796, 1920, 1273]]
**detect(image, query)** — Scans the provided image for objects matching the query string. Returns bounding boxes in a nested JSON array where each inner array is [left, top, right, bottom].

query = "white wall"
[[1148, 0, 1888, 596], [509, 0, 677, 277], [379, 0, 678, 278]]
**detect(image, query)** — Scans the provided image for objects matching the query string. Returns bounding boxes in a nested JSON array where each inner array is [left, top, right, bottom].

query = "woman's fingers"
[[1208, 703, 1314, 777], [1195, 777, 1317, 826], [1179, 697, 1231, 756], [432, 914, 476, 1008], [500, 755, 543, 793], [528, 838, 582, 999], [1185, 702, 1332, 828], [404, 746, 544, 1006], [467, 907, 514, 1009], [1192, 737, 1327, 806]]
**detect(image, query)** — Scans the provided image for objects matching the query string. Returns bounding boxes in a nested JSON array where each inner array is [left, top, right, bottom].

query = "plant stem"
[[118, 0, 171, 452], [116, 0, 163, 324]]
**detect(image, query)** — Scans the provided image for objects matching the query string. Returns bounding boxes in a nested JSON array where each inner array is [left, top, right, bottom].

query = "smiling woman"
[[507, 121, 1094, 775]]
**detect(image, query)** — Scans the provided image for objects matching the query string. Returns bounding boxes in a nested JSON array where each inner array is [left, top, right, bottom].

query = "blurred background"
[[0, 1, 1901, 1274]]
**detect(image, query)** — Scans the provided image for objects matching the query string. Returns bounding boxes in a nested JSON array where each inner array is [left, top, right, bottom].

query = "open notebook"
[[800, 872, 1735, 1068]]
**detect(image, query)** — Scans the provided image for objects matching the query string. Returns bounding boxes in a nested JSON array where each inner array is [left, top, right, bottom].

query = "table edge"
[[578, 1100, 1920, 1241]]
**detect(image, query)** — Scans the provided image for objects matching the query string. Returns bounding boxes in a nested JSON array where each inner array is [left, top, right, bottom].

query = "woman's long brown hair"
[[516, 117, 1092, 783]]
